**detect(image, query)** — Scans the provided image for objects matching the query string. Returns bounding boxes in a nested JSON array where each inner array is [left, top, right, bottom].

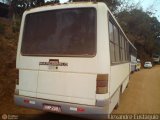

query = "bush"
[[12, 20, 21, 33], [0, 23, 5, 34]]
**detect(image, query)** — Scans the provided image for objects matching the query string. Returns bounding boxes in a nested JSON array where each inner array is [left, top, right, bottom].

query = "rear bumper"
[[14, 95, 109, 119]]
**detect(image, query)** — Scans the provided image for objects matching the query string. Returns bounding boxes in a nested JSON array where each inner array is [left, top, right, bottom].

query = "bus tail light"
[[24, 99, 35, 104], [96, 74, 108, 94], [24, 99, 29, 103]]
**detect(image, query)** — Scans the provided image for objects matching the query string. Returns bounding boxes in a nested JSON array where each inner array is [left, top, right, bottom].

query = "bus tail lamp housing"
[[96, 74, 108, 94]]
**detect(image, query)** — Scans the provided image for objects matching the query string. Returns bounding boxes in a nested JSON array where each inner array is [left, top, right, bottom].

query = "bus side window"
[[120, 36, 124, 62], [109, 21, 116, 63], [114, 25, 120, 62], [119, 34, 123, 61], [109, 20, 120, 64], [126, 42, 130, 61]]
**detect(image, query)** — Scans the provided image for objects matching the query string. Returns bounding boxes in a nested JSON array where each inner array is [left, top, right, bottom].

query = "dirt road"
[[0, 65, 160, 120], [113, 65, 160, 114]]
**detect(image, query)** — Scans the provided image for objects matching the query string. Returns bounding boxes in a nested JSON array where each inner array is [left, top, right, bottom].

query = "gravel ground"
[[113, 65, 160, 114]]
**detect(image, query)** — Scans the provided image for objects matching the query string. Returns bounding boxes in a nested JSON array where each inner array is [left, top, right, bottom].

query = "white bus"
[[152, 55, 160, 63], [129, 44, 137, 72], [15, 2, 135, 118]]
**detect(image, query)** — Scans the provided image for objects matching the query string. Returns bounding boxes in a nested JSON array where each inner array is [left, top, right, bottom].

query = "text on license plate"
[[43, 104, 61, 112]]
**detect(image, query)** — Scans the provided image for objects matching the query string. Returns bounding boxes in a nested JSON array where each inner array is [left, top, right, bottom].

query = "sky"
[[0, 0, 160, 21], [59, 0, 160, 22], [133, 0, 160, 21]]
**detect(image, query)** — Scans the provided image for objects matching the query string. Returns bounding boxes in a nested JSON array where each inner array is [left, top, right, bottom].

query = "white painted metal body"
[[153, 55, 160, 63], [130, 54, 137, 72]]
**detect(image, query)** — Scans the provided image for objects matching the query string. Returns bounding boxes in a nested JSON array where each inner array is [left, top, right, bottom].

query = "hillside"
[[0, 17, 42, 114], [0, 17, 18, 110]]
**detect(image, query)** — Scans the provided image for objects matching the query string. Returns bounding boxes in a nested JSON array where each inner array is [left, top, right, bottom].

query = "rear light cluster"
[[70, 107, 85, 112], [96, 74, 108, 94], [24, 99, 35, 104]]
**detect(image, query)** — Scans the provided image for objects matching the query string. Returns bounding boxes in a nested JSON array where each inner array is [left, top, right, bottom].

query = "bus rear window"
[[21, 8, 97, 57]]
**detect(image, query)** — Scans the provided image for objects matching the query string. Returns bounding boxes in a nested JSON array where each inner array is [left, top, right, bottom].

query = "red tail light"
[[24, 99, 29, 103], [77, 107, 85, 112], [96, 74, 108, 94]]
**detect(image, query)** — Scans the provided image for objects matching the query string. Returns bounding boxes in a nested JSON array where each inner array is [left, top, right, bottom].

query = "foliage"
[[12, 18, 20, 33], [117, 0, 141, 13], [10, 0, 61, 17], [0, 23, 5, 34], [10, 0, 45, 17], [0, 2, 9, 18], [117, 8, 160, 59], [0, 18, 18, 78]]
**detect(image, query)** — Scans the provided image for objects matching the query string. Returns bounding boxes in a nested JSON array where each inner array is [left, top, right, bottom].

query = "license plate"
[[43, 104, 61, 112]]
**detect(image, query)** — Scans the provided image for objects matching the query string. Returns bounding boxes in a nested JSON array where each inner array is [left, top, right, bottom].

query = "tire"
[[114, 102, 119, 110]]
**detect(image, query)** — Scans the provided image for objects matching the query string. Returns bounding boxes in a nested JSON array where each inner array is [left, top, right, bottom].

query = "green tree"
[[10, 0, 45, 17], [117, 8, 160, 60]]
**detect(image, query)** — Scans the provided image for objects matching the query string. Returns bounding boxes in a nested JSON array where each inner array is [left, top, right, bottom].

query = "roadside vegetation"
[[0, 17, 18, 110]]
